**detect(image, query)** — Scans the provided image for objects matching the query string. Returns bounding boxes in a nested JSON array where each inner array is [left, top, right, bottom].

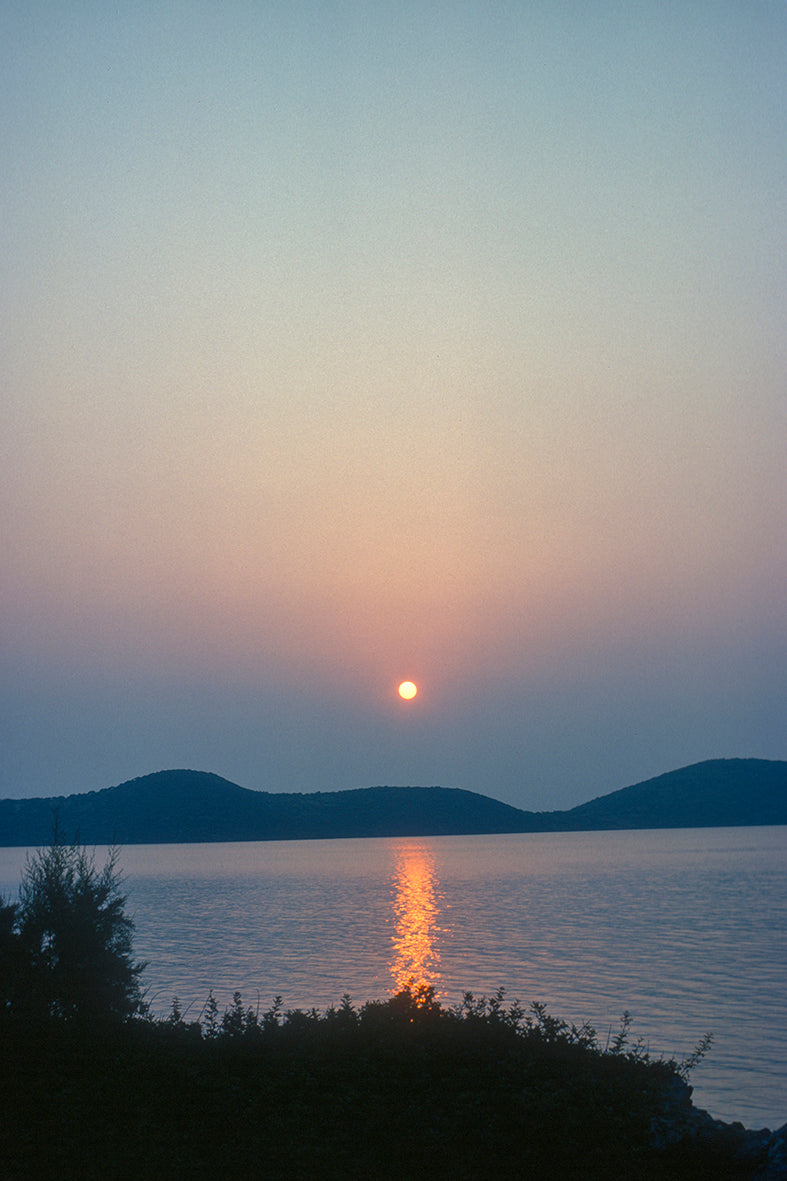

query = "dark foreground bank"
[[2, 986, 784, 1181]]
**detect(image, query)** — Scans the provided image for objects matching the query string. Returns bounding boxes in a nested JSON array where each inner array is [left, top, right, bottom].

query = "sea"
[[1, 826, 784, 1131]]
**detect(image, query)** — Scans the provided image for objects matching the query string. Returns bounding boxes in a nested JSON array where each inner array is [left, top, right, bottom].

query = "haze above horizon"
[[2, 3, 785, 811]]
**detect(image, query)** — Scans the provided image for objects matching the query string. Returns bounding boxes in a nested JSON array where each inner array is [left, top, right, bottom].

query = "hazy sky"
[[2, 2, 785, 811]]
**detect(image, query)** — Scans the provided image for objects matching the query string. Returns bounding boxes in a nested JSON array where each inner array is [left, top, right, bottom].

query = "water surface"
[[2, 826, 784, 1128]]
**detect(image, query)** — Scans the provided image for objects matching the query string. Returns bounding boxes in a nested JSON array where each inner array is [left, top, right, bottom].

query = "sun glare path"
[[389, 843, 442, 995], [398, 680, 418, 700]]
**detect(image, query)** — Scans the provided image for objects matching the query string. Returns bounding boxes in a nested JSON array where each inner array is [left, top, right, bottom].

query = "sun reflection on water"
[[389, 842, 442, 994]]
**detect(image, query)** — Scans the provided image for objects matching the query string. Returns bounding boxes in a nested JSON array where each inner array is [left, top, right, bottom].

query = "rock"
[[754, 1122, 787, 1180], [648, 1077, 695, 1149], [649, 1077, 783, 1176]]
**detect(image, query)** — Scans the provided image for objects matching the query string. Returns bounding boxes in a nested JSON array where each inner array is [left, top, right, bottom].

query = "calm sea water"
[[1, 827, 784, 1129]]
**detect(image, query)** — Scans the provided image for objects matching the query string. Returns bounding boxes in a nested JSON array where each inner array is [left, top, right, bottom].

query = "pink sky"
[[2, 3, 785, 809]]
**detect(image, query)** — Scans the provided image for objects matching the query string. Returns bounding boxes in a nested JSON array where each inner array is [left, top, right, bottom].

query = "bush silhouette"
[[7, 831, 146, 1022]]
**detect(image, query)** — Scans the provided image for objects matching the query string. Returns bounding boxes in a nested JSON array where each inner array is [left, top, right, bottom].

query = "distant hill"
[[0, 773, 534, 847], [558, 758, 787, 832], [0, 758, 784, 847]]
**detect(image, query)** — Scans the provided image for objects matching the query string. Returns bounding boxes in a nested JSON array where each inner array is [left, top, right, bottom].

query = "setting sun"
[[397, 681, 418, 700]]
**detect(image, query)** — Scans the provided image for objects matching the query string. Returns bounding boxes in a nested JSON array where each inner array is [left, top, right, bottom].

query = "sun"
[[397, 680, 418, 700]]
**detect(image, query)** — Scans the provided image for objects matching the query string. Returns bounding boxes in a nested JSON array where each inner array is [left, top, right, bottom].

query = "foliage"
[[0, 977, 745, 1180], [0, 899, 30, 1012], [3, 831, 146, 1022], [0, 832, 730, 1180]]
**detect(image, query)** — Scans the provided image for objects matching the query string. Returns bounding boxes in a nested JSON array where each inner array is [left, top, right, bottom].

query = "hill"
[[559, 758, 787, 831], [0, 758, 784, 846], [0, 772, 536, 847]]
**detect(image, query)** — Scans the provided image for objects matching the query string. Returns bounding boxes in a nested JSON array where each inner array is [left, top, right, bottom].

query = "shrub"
[[9, 831, 146, 1022]]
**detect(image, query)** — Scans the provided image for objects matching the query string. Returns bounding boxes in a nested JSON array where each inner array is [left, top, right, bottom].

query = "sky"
[[2, 1, 785, 813]]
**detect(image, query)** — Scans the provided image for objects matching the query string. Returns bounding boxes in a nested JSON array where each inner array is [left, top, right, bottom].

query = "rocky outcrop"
[[650, 1076, 785, 1178], [756, 1124, 787, 1181]]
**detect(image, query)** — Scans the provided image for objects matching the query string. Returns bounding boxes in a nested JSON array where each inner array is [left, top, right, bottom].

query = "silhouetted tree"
[[13, 833, 146, 1021], [0, 899, 32, 1012]]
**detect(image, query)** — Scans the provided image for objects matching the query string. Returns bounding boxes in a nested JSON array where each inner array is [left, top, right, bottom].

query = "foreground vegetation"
[[0, 836, 770, 1179], [2, 987, 759, 1180]]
